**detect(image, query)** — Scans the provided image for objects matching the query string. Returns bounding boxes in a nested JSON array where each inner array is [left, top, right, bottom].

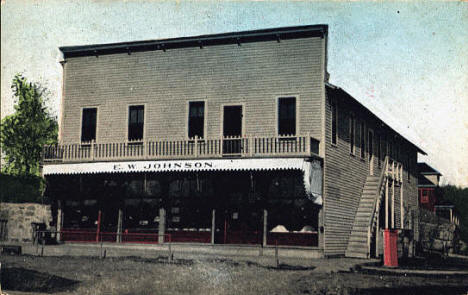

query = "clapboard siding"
[[323, 87, 419, 256], [61, 37, 325, 143]]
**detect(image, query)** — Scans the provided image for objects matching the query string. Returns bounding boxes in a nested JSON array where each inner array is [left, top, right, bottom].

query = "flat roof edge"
[[60, 24, 328, 57]]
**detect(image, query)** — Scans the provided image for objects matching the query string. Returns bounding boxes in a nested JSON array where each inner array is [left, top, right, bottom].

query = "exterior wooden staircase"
[[345, 157, 390, 258]]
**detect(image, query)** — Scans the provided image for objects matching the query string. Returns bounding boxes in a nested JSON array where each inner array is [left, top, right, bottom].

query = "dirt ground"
[[1, 254, 467, 295]]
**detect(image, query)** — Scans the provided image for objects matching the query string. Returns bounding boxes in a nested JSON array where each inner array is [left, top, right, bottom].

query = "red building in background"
[[417, 162, 441, 212]]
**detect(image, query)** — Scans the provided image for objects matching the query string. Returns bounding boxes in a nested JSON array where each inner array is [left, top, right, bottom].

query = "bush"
[[0, 173, 45, 203]]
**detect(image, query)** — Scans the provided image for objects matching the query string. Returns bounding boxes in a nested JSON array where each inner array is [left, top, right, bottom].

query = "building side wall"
[[323, 92, 419, 256], [61, 37, 325, 143]]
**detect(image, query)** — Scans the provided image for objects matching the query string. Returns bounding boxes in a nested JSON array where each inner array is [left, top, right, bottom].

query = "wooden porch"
[[43, 135, 320, 164]]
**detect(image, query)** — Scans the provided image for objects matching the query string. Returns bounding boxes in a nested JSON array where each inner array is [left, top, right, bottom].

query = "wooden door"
[[223, 106, 243, 154]]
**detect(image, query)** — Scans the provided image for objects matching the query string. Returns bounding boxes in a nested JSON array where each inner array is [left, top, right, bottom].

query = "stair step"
[[347, 243, 368, 251], [359, 202, 374, 207], [356, 208, 372, 213], [362, 193, 375, 197], [345, 251, 368, 258], [355, 213, 372, 219], [349, 235, 369, 242], [349, 232, 368, 239], [355, 214, 372, 220], [353, 227, 369, 232], [360, 195, 375, 200], [362, 192, 377, 196], [350, 229, 368, 235]]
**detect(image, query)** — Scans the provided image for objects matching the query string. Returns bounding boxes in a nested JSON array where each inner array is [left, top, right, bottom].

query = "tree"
[[0, 74, 58, 176]]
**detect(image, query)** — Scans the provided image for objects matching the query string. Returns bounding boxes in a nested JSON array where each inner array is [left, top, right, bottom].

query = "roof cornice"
[[60, 24, 328, 58]]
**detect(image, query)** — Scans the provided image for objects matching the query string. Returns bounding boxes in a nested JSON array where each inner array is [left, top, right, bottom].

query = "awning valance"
[[43, 158, 309, 175], [43, 158, 323, 205]]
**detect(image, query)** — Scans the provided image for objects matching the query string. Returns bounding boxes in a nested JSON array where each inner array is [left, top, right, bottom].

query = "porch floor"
[[13, 241, 324, 260]]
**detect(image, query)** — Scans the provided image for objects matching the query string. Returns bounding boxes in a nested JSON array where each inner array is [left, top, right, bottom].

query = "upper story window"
[[407, 153, 411, 182], [81, 108, 97, 142], [360, 121, 365, 159], [377, 133, 382, 166], [128, 105, 144, 141], [397, 141, 401, 162], [278, 97, 296, 136], [349, 115, 355, 154], [331, 101, 338, 145], [188, 101, 205, 139], [388, 139, 393, 159]]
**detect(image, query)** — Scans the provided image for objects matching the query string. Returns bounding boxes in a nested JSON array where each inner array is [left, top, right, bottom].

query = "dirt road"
[[2, 255, 467, 295]]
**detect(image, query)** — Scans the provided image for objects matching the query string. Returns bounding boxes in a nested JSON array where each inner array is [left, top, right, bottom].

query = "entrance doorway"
[[214, 172, 262, 244], [368, 129, 374, 175], [223, 105, 243, 155]]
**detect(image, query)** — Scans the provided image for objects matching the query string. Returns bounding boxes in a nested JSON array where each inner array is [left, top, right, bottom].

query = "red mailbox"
[[383, 229, 398, 267]]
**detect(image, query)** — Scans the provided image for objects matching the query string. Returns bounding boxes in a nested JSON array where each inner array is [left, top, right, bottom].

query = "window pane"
[[188, 102, 205, 138], [278, 97, 296, 136], [360, 122, 365, 158], [331, 102, 337, 144], [129, 106, 144, 140], [138, 109, 144, 124], [350, 117, 355, 153], [81, 108, 97, 142]]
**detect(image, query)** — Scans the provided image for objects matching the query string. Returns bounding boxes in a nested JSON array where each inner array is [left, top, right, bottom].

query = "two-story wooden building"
[[42, 25, 425, 258]]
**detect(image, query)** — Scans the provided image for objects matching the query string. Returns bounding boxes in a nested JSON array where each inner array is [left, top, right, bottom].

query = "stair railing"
[[367, 156, 389, 255]]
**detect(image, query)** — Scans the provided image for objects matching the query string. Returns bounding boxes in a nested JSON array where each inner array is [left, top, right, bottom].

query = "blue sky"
[[1, 0, 467, 186]]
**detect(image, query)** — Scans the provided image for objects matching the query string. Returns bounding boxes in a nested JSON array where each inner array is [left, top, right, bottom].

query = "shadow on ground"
[[2, 267, 79, 293], [359, 285, 468, 295], [398, 254, 468, 271]]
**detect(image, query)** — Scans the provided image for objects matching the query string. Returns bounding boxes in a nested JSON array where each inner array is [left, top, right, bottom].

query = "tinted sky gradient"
[[1, 0, 467, 186]]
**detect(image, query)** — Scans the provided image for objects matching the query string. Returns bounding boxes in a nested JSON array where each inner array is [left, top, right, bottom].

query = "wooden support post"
[[408, 210, 414, 257], [116, 208, 123, 243], [41, 236, 45, 257], [248, 135, 253, 157], [263, 209, 268, 247], [158, 208, 166, 244], [275, 240, 279, 268], [318, 208, 324, 250], [376, 209, 380, 257], [100, 237, 104, 259], [56, 200, 63, 243], [91, 140, 95, 161], [96, 210, 102, 243], [168, 240, 173, 263], [400, 181, 404, 229], [194, 136, 199, 157], [211, 209, 216, 245], [385, 178, 389, 229], [391, 179, 395, 229]]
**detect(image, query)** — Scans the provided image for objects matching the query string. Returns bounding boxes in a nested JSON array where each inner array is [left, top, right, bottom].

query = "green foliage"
[[0, 173, 45, 203], [0, 74, 58, 176], [436, 185, 468, 245]]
